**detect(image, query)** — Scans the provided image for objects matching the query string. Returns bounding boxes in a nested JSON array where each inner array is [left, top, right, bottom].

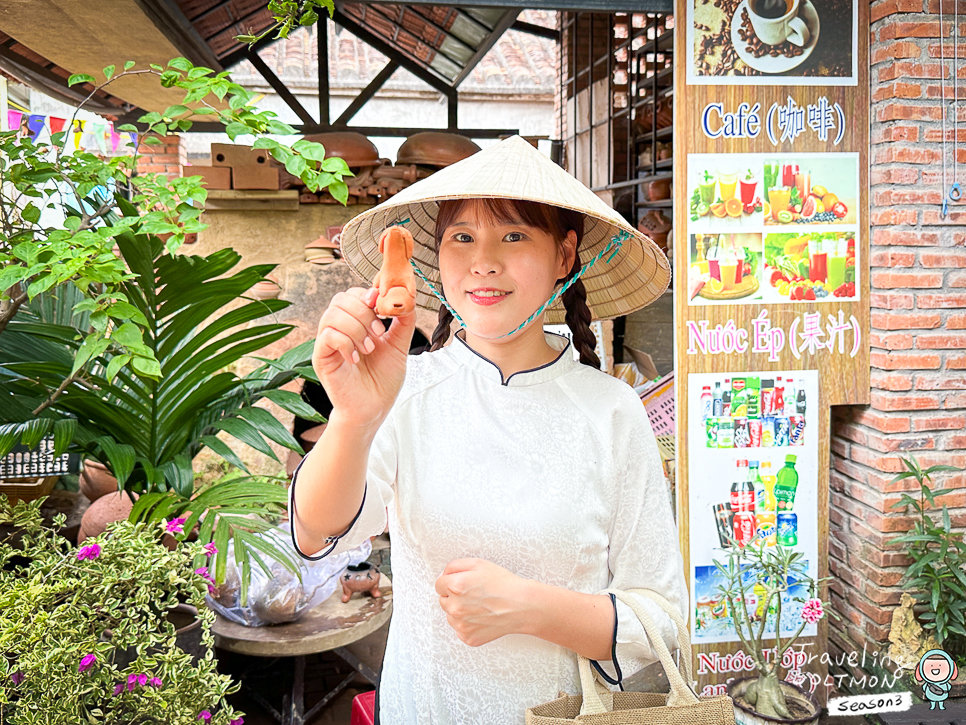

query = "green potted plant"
[[714, 541, 829, 724], [0, 55, 350, 458], [0, 494, 245, 724], [888, 457, 966, 671]]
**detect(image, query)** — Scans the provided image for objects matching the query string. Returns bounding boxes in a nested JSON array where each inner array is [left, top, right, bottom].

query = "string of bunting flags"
[[5, 110, 137, 155]]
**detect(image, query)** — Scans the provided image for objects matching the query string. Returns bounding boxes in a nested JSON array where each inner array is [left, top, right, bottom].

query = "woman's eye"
[[454, 233, 473, 243], [505, 232, 524, 242]]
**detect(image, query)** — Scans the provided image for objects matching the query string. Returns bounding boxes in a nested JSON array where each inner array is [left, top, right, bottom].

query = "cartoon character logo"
[[915, 649, 958, 710]]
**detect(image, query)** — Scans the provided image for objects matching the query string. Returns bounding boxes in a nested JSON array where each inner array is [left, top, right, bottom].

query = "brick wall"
[[136, 134, 186, 178], [827, 0, 966, 686]]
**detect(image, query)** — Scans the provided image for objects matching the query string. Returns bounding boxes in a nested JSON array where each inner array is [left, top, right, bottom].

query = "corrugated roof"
[[227, 11, 556, 93]]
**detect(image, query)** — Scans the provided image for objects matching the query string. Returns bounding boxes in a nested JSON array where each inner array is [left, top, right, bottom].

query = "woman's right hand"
[[312, 287, 416, 429]]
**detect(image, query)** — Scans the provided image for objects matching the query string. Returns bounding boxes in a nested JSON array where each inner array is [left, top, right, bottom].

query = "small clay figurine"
[[340, 562, 383, 603], [372, 226, 416, 317]]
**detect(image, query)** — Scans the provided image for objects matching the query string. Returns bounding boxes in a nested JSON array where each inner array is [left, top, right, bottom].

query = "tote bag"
[[526, 588, 736, 725]]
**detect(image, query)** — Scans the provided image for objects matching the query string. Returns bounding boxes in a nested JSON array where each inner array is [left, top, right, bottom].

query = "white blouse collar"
[[448, 328, 578, 387]]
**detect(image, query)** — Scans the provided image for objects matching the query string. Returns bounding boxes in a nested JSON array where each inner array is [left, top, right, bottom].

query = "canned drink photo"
[[706, 417, 720, 448], [789, 415, 805, 446], [734, 418, 751, 448], [775, 416, 790, 447], [734, 511, 757, 547], [749, 419, 762, 447], [762, 417, 775, 447], [777, 513, 798, 546], [757, 512, 777, 547], [717, 419, 734, 448]]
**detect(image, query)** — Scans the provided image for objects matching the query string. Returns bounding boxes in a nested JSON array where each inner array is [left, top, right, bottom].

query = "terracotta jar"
[[250, 273, 281, 300], [79, 460, 118, 502], [396, 132, 481, 168], [647, 178, 671, 201], [300, 132, 380, 169], [638, 211, 672, 254], [78, 491, 137, 544]]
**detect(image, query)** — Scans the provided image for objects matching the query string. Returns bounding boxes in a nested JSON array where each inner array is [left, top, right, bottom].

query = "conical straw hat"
[[339, 135, 670, 324]]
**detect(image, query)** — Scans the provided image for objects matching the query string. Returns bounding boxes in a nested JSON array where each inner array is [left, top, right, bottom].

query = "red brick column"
[[136, 134, 186, 178], [827, 0, 966, 686]]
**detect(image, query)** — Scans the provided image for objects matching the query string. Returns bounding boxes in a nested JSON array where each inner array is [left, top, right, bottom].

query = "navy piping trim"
[[590, 593, 624, 691], [289, 454, 368, 561], [453, 328, 572, 387]]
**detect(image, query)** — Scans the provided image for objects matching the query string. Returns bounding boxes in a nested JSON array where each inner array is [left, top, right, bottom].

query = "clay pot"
[[250, 274, 281, 300], [647, 178, 671, 201], [298, 423, 328, 452], [638, 211, 672, 254], [340, 562, 382, 603], [77, 491, 138, 544], [300, 132, 380, 168], [396, 132, 481, 168], [727, 677, 819, 725], [304, 235, 340, 264], [79, 460, 118, 502]]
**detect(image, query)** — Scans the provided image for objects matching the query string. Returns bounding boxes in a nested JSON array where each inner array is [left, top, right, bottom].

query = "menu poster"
[[688, 370, 819, 645], [686, 152, 859, 306], [686, 0, 857, 84]]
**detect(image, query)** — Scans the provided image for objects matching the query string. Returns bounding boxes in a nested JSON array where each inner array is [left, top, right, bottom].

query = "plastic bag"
[[205, 521, 372, 626]]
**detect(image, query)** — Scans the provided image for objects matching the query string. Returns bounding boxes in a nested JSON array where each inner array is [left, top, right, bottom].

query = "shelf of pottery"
[[631, 15, 675, 262]]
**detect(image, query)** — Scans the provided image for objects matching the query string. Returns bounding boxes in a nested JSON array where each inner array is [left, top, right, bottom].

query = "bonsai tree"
[[713, 540, 830, 719], [0, 494, 244, 724], [888, 456, 966, 666]]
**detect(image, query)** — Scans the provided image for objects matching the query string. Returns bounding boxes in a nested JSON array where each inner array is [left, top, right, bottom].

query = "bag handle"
[[578, 588, 698, 716]]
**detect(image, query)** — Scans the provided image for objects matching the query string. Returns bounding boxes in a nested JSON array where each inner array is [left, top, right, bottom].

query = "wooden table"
[[213, 573, 392, 725]]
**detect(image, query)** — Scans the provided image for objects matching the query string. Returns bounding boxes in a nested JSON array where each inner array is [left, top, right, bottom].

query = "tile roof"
[[226, 10, 557, 93]]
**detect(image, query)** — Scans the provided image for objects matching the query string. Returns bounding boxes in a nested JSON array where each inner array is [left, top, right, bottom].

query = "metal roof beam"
[[334, 59, 399, 125], [452, 8, 520, 87], [511, 20, 560, 40], [181, 121, 518, 138], [331, 7, 455, 98], [247, 50, 317, 126], [352, 4, 469, 71]]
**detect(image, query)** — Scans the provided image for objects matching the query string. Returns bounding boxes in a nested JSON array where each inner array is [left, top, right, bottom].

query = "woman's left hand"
[[435, 558, 532, 647]]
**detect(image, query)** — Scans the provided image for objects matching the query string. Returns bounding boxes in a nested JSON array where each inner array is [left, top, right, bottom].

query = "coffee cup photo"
[[748, 0, 811, 46]]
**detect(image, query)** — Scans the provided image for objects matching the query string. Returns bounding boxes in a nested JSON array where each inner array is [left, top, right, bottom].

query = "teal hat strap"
[[406, 228, 630, 339]]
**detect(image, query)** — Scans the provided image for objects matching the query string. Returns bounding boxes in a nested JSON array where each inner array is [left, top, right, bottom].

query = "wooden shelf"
[[205, 190, 300, 212], [631, 27, 675, 56], [637, 199, 674, 209], [635, 125, 674, 142]]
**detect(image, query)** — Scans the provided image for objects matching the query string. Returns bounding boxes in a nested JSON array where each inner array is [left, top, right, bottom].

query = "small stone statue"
[[341, 562, 383, 603]]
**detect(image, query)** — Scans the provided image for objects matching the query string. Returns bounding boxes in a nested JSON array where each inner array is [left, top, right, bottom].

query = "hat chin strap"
[[408, 230, 629, 340]]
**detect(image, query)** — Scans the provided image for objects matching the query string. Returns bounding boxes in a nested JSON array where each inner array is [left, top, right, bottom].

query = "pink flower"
[[150, 677, 163, 688], [801, 598, 824, 624], [194, 566, 209, 578], [198, 711, 212, 723], [10, 670, 24, 686], [77, 544, 101, 561], [230, 718, 244, 725], [78, 653, 97, 673], [207, 583, 218, 596], [113, 682, 124, 696], [204, 542, 218, 557], [165, 517, 187, 534]]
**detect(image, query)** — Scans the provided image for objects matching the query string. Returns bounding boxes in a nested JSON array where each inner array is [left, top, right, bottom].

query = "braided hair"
[[428, 198, 601, 369]]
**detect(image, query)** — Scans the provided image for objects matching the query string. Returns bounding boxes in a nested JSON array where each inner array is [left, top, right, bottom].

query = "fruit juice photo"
[[794, 171, 810, 202], [698, 176, 716, 204], [768, 186, 791, 219], [734, 246, 745, 284], [739, 174, 758, 205], [721, 259, 738, 290], [708, 258, 720, 281], [763, 163, 779, 197], [828, 254, 846, 289], [781, 163, 798, 188], [808, 239, 827, 283], [718, 171, 738, 201]]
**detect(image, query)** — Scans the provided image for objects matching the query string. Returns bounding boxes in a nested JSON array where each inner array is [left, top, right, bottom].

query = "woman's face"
[[437, 201, 576, 339]]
